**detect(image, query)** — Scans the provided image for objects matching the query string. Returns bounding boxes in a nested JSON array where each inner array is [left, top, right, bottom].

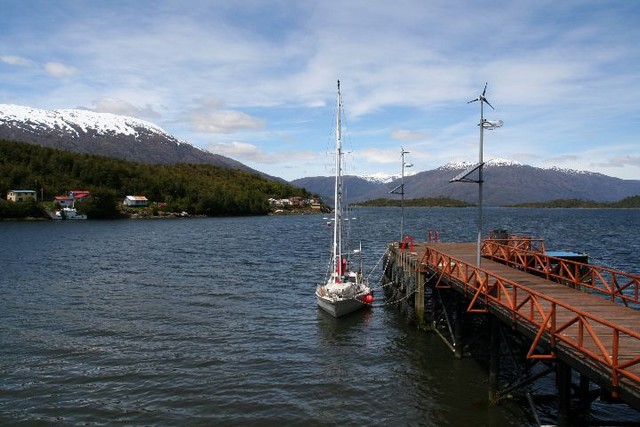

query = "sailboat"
[[316, 80, 374, 317]]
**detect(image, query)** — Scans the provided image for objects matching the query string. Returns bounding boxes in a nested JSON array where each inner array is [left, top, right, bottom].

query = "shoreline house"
[[54, 195, 75, 208], [69, 190, 91, 201], [54, 190, 91, 208], [124, 195, 149, 207], [7, 190, 37, 202], [268, 197, 322, 211]]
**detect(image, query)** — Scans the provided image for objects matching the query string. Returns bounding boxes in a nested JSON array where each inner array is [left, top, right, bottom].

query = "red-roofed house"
[[69, 190, 91, 201], [54, 196, 75, 208], [53, 190, 91, 207]]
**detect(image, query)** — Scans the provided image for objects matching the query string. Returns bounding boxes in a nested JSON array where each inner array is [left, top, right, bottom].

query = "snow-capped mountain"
[[358, 172, 398, 184], [0, 104, 264, 175], [358, 171, 417, 184], [439, 158, 602, 178]]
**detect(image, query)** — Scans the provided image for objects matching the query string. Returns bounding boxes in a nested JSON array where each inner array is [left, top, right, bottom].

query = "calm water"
[[1, 207, 638, 426]]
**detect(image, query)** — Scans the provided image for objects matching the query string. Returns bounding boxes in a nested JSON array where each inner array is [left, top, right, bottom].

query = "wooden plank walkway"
[[408, 241, 640, 410]]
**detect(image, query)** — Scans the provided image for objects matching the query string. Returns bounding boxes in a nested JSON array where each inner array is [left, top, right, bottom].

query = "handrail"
[[482, 240, 640, 306], [486, 233, 546, 253], [418, 245, 640, 397]]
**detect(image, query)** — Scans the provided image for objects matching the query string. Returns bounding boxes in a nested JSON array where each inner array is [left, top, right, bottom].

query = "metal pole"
[[400, 148, 406, 242], [477, 101, 484, 267], [333, 80, 342, 275], [399, 148, 412, 243]]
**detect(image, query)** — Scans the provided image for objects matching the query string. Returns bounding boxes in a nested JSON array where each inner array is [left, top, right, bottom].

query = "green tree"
[[75, 190, 119, 219]]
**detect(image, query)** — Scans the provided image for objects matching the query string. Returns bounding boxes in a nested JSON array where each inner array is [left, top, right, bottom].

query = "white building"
[[124, 195, 149, 207], [7, 190, 37, 202]]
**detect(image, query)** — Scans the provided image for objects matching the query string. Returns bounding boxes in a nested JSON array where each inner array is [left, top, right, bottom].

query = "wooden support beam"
[[489, 316, 500, 402], [416, 271, 425, 330], [454, 297, 464, 358], [557, 361, 572, 426]]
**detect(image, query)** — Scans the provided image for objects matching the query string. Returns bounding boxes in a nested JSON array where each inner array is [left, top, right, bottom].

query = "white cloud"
[[360, 148, 402, 165], [0, 55, 34, 67], [207, 141, 270, 161], [189, 109, 264, 134], [84, 98, 161, 120], [391, 130, 425, 141], [44, 62, 77, 77], [592, 155, 640, 169], [206, 140, 316, 165]]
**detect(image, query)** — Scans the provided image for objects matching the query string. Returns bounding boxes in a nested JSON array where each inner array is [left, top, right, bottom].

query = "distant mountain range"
[[0, 104, 272, 178], [1, 103, 638, 207], [292, 159, 640, 207]]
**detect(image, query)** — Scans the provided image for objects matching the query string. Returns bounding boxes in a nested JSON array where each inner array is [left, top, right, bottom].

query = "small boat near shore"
[[315, 80, 373, 317], [49, 207, 87, 220]]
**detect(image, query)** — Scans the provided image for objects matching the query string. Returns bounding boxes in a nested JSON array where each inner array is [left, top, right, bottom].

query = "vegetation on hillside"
[[508, 196, 640, 208], [357, 195, 640, 209], [0, 140, 315, 219], [355, 197, 474, 207]]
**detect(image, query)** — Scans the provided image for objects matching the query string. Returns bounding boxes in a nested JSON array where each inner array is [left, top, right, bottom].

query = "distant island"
[[508, 196, 640, 208], [354, 197, 473, 207], [353, 196, 640, 209]]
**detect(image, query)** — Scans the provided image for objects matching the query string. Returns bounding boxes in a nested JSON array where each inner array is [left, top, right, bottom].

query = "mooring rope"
[[365, 249, 390, 281], [587, 254, 628, 273], [370, 271, 438, 307], [368, 249, 394, 292], [370, 289, 418, 307]]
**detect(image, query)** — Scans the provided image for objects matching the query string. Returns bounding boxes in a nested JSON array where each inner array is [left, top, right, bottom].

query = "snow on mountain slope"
[[0, 104, 174, 140], [438, 158, 524, 170], [357, 171, 417, 184]]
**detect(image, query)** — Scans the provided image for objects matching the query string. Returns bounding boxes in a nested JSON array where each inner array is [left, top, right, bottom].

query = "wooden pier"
[[383, 234, 640, 425]]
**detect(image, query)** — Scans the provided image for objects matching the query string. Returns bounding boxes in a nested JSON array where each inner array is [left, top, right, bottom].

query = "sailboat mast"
[[333, 80, 343, 276]]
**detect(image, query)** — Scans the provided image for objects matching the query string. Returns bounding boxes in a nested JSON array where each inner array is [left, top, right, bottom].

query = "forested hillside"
[[508, 197, 640, 208], [0, 140, 312, 218]]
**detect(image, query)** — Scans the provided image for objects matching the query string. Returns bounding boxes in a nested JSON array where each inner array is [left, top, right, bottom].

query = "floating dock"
[[383, 233, 640, 425]]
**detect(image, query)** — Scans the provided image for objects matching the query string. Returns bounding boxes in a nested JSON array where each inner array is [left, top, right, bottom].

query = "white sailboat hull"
[[316, 293, 370, 318], [316, 278, 372, 317]]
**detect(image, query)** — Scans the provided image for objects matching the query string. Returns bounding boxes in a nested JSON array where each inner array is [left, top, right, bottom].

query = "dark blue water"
[[1, 208, 638, 426]]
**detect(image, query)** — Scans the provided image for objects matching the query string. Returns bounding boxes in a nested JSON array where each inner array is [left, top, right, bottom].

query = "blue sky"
[[1, 0, 638, 181]]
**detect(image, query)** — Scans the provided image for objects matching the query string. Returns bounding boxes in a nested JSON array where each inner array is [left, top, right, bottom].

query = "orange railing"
[[486, 232, 546, 253], [418, 245, 640, 397], [482, 239, 640, 307]]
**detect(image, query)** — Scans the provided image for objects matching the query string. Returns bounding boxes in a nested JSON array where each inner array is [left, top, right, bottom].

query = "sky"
[[0, 0, 639, 181]]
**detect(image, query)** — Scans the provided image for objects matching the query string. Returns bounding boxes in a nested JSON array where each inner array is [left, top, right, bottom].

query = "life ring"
[[401, 235, 414, 252]]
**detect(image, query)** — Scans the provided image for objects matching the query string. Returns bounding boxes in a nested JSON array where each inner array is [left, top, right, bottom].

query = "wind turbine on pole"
[[466, 83, 502, 266]]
